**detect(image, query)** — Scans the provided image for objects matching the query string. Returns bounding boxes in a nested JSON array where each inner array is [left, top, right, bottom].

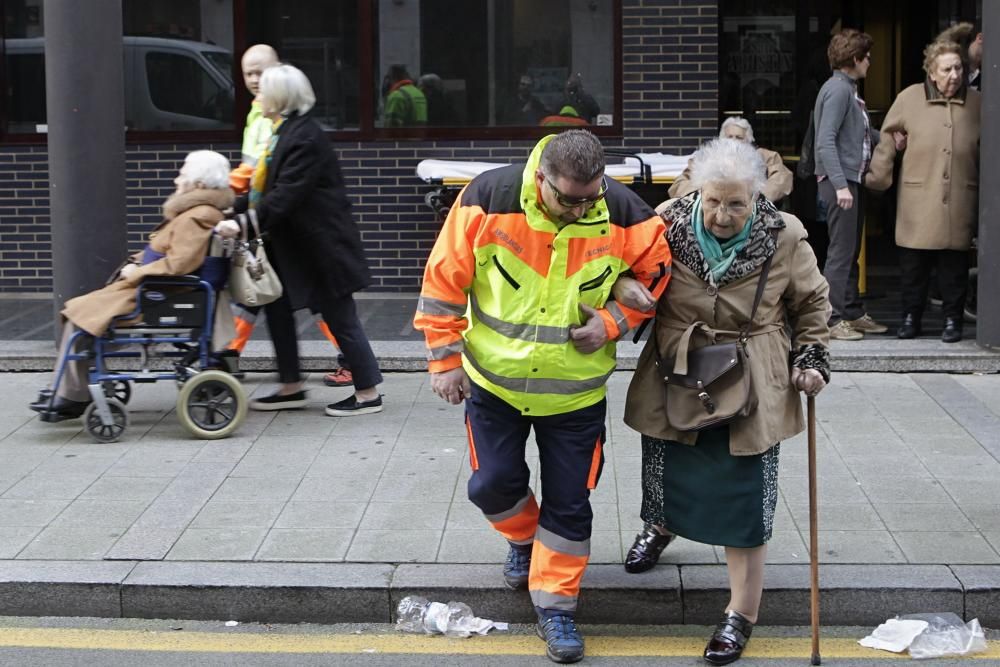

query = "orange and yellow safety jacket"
[[414, 135, 672, 416]]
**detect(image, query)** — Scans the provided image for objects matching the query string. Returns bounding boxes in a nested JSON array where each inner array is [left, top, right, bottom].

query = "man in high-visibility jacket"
[[414, 130, 671, 664], [225, 44, 352, 388]]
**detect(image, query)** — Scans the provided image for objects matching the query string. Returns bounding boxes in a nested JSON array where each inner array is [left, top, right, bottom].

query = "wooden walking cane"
[[807, 395, 821, 665]]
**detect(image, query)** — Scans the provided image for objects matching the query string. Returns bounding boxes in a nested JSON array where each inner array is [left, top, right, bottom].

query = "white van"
[[4, 36, 235, 132]]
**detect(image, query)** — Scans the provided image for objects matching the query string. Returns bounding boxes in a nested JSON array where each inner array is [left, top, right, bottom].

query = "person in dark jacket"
[[217, 64, 383, 416]]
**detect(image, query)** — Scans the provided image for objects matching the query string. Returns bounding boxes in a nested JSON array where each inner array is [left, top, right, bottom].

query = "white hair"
[[259, 64, 316, 116], [689, 138, 766, 198], [179, 150, 230, 190], [719, 116, 754, 143]]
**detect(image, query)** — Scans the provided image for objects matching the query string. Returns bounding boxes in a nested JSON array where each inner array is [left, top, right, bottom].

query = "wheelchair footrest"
[[39, 410, 80, 424]]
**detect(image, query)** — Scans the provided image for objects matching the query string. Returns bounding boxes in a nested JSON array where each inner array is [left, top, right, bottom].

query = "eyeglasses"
[[545, 176, 609, 208], [702, 197, 749, 216]]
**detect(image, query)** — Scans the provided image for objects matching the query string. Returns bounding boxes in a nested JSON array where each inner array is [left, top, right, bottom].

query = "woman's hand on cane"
[[791, 367, 826, 397]]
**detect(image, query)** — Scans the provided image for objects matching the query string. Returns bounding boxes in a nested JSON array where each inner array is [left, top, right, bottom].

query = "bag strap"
[[671, 321, 709, 376], [247, 209, 262, 240], [740, 228, 779, 340]]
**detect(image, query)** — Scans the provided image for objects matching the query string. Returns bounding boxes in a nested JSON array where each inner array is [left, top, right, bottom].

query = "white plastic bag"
[[902, 613, 988, 659]]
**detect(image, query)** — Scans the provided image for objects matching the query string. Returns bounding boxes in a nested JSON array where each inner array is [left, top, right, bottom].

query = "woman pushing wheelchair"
[[30, 150, 238, 423]]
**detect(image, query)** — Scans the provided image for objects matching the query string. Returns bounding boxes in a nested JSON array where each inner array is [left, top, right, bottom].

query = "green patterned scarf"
[[693, 194, 756, 282]]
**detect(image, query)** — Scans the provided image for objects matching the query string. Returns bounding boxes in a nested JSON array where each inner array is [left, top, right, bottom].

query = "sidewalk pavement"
[[1, 367, 1000, 627]]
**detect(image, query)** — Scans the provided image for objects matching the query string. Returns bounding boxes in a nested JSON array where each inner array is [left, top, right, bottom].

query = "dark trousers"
[[819, 179, 865, 324], [465, 383, 606, 543], [264, 291, 382, 388], [899, 248, 969, 321], [464, 382, 606, 613]]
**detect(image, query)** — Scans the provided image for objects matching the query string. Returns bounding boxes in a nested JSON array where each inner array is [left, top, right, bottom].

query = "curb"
[[1, 339, 998, 374], [0, 561, 996, 628]]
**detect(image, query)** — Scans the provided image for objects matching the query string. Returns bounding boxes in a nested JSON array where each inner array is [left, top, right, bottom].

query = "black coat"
[[237, 112, 371, 310]]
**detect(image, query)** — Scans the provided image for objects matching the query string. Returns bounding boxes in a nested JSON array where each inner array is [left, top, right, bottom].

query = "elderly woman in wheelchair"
[[30, 150, 248, 442]]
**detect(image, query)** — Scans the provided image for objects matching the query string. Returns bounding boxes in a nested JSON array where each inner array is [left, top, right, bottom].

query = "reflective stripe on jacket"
[[414, 135, 672, 416]]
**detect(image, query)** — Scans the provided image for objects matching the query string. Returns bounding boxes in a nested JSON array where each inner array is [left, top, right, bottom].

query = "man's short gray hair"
[[260, 64, 316, 116], [180, 150, 230, 190], [689, 138, 766, 198], [539, 130, 605, 183], [719, 116, 754, 143]]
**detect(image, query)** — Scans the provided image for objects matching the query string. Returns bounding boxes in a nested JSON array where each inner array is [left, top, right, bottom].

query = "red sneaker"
[[323, 368, 353, 387]]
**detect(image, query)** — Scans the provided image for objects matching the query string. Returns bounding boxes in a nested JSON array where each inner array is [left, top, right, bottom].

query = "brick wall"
[[0, 0, 718, 294]]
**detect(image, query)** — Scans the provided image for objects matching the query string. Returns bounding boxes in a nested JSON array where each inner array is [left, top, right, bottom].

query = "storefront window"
[[0, 0, 236, 134], [246, 0, 360, 131], [3, 0, 46, 133], [124, 0, 235, 131], [373, 0, 616, 129]]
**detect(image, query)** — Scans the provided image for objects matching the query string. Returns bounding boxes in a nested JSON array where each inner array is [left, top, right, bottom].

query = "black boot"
[[942, 317, 963, 343], [897, 313, 922, 339], [624, 524, 675, 573], [30, 395, 90, 419]]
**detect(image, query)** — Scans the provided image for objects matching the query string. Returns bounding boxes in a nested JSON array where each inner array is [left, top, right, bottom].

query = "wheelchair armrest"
[[141, 275, 203, 286]]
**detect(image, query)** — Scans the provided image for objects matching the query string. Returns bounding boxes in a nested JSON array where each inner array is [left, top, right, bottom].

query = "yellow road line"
[[0, 628, 998, 659]]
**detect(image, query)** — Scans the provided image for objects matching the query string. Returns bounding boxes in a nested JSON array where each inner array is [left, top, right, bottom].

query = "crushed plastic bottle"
[[395, 595, 506, 637]]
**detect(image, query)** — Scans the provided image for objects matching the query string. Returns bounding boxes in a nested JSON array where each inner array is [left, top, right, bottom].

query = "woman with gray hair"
[[865, 40, 980, 343], [668, 116, 793, 205], [217, 64, 384, 416], [31, 150, 237, 419], [619, 138, 831, 665]]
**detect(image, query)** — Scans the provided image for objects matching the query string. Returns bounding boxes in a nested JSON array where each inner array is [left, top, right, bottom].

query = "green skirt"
[[639, 427, 779, 548]]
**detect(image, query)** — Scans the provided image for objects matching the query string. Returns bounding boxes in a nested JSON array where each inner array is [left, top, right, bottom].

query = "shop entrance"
[[718, 0, 981, 331]]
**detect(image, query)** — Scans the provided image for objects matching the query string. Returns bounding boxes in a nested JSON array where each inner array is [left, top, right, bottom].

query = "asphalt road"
[[1, 617, 997, 666]]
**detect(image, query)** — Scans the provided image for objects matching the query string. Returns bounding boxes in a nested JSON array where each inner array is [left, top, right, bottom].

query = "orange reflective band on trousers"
[[529, 526, 590, 612], [587, 437, 602, 489], [227, 316, 255, 353], [315, 320, 340, 348], [465, 416, 480, 471], [486, 492, 539, 545]]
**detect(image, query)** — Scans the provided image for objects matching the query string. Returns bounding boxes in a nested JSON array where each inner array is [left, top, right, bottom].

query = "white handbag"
[[228, 210, 283, 307]]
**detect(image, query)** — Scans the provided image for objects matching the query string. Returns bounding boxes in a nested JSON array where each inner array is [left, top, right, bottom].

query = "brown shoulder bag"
[[654, 248, 774, 432]]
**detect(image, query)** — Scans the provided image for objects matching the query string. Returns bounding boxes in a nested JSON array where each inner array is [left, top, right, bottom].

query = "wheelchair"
[[36, 256, 248, 443]]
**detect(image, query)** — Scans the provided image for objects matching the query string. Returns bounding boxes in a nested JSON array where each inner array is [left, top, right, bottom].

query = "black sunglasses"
[[546, 176, 609, 208]]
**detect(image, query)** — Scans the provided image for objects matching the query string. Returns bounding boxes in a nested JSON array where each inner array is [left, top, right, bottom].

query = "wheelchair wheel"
[[176, 369, 246, 440], [82, 399, 129, 443], [102, 379, 132, 404]]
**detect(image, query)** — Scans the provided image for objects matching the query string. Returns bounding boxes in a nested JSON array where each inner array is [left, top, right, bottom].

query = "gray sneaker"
[[847, 314, 888, 334], [830, 320, 863, 341]]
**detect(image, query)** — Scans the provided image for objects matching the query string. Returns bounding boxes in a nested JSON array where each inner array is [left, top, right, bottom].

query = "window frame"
[[0, 0, 624, 144]]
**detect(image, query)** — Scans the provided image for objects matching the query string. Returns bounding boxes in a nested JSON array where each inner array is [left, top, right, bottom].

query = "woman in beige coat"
[[619, 139, 830, 665], [866, 41, 980, 343], [30, 150, 236, 420]]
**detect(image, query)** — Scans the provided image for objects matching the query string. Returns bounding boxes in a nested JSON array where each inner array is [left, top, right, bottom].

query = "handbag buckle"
[[697, 390, 716, 414]]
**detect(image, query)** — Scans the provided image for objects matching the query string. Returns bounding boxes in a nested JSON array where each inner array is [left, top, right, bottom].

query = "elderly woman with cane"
[[618, 138, 831, 665]]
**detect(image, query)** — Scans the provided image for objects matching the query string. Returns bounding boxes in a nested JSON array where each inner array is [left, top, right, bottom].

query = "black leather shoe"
[[897, 313, 922, 339], [942, 317, 963, 343], [704, 610, 754, 665], [30, 395, 90, 418], [624, 524, 675, 573]]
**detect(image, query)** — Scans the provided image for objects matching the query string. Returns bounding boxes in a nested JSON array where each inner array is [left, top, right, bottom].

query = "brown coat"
[[866, 81, 980, 251], [669, 147, 794, 204], [62, 188, 234, 337], [624, 195, 830, 456]]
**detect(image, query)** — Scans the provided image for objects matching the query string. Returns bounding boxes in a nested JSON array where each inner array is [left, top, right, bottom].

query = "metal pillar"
[[979, 3, 1000, 349], [44, 0, 127, 340]]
